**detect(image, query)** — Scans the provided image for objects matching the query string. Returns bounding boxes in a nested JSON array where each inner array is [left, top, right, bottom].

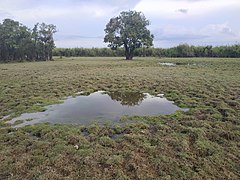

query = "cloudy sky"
[[0, 0, 240, 48]]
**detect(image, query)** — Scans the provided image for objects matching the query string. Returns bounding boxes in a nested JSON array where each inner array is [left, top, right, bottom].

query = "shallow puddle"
[[159, 62, 176, 66], [10, 91, 188, 127], [159, 62, 198, 66]]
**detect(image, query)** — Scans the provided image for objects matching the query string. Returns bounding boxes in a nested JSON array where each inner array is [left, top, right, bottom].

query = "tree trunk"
[[125, 53, 132, 60], [49, 49, 53, 60], [124, 44, 134, 60]]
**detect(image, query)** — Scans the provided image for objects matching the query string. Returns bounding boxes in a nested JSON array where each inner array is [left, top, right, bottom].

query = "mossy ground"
[[0, 57, 240, 179]]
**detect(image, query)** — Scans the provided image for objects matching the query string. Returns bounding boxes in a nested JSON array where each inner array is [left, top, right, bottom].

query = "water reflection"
[[107, 91, 145, 106], [10, 91, 188, 127]]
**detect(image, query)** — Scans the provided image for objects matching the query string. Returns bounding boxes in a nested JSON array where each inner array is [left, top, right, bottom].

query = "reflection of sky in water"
[[158, 62, 176, 66], [10, 91, 188, 127]]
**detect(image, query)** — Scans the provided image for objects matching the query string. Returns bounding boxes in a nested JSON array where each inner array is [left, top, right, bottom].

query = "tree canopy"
[[104, 10, 154, 60], [0, 19, 56, 62]]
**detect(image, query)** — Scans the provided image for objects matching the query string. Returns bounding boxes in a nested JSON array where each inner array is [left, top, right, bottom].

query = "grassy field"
[[0, 57, 240, 179]]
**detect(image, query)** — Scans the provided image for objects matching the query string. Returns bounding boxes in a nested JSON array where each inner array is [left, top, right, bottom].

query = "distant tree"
[[175, 44, 195, 57], [0, 19, 57, 62], [104, 10, 154, 60], [0, 19, 35, 61], [33, 23, 57, 60]]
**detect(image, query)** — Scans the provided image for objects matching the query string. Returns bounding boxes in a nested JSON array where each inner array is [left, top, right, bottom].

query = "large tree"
[[104, 10, 154, 60]]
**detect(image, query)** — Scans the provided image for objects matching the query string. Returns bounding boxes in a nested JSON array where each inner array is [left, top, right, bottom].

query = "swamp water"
[[10, 91, 188, 127]]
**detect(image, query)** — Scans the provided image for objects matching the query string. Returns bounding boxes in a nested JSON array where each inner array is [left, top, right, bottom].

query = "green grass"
[[0, 57, 240, 179]]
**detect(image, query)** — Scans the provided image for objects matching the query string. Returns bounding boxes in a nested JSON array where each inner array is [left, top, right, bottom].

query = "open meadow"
[[0, 57, 240, 179]]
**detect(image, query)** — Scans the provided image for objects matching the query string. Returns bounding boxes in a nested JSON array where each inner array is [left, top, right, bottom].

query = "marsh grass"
[[0, 57, 240, 179]]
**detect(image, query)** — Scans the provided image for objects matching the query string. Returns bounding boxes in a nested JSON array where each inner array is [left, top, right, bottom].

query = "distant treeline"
[[1, 18, 239, 62], [53, 44, 240, 58], [0, 19, 56, 62]]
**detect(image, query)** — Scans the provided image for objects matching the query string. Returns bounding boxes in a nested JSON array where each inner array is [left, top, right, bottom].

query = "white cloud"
[[201, 23, 235, 36], [134, 0, 240, 47], [134, 0, 240, 19], [199, 23, 240, 45], [0, 0, 140, 22], [0, 0, 32, 10], [55, 36, 106, 48], [0, 0, 240, 48], [153, 22, 240, 47], [176, 9, 188, 14], [1, 3, 118, 22]]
